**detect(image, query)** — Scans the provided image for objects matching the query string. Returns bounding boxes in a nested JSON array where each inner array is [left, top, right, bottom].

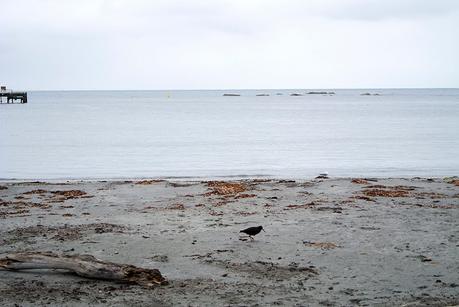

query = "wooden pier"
[[0, 86, 28, 104]]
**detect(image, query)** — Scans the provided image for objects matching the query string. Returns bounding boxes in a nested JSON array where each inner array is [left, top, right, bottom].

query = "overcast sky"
[[1, 0, 458, 90]]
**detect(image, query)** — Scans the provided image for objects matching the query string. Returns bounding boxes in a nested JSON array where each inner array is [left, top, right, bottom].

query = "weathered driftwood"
[[0, 252, 167, 287]]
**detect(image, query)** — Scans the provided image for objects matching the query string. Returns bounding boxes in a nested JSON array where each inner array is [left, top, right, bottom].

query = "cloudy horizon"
[[1, 0, 458, 90]]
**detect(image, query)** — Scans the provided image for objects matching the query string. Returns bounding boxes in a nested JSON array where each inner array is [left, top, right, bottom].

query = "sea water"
[[1, 89, 458, 179]]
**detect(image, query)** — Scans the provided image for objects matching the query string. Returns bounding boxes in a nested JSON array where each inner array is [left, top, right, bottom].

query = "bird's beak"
[[262, 229, 266, 232]]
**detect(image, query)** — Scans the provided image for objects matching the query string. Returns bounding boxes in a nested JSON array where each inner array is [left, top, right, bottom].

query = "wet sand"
[[0, 178, 458, 306]]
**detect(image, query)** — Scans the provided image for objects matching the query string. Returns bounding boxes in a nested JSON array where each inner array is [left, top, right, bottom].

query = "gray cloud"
[[293, 0, 459, 21], [1, 0, 458, 89]]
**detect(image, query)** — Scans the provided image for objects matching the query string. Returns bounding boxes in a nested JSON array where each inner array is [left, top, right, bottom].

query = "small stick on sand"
[[0, 252, 167, 288]]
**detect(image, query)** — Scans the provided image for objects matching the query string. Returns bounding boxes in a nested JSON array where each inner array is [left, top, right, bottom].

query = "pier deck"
[[0, 89, 28, 104]]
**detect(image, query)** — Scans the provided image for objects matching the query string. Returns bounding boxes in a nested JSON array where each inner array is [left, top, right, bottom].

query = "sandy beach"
[[0, 177, 458, 306]]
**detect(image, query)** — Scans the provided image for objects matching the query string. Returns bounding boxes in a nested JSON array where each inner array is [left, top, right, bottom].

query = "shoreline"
[[1, 177, 458, 306], [0, 175, 455, 183]]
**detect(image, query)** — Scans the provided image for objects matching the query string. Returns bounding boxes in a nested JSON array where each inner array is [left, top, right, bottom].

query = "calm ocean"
[[1, 89, 458, 179]]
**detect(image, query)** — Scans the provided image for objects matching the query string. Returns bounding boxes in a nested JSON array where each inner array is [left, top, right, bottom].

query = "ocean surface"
[[1, 89, 458, 179]]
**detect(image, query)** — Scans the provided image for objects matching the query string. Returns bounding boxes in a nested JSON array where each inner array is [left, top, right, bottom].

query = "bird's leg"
[[250, 236, 254, 241]]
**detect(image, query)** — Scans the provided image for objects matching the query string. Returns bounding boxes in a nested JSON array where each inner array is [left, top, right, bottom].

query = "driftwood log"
[[0, 252, 167, 287]]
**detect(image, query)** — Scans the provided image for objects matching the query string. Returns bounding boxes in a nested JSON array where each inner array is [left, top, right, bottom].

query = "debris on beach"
[[278, 180, 296, 183], [208, 259, 319, 279], [284, 202, 318, 210], [15, 189, 92, 204], [362, 189, 409, 197], [135, 179, 163, 185], [184, 249, 234, 259], [0, 252, 167, 288], [0, 208, 31, 218], [350, 195, 375, 202], [351, 178, 369, 184], [11, 181, 48, 186], [252, 179, 272, 183], [150, 255, 169, 263], [1, 199, 45, 208], [303, 241, 340, 250], [51, 190, 87, 199], [23, 189, 48, 195], [360, 185, 415, 197], [413, 255, 433, 262], [208, 210, 224, 216], [0, 185, 8, 190], [367, 185, 416, 190], [166, 203, 185, 210], [444, 177, 459, 186], [0, 199, 51, 218], [12, 190, 92, 206], [234, 211, 257, 216], [234, 193, 256, 199], [26, 190, 93, 203], [410, 203, 455, 209], [141, 203, 187, 212], [414, 192, 449, 199], [2, 223, 127, 244], [168, 182, 194, 188], [206, 181, 247, 196], [314, 206, 343, 213]]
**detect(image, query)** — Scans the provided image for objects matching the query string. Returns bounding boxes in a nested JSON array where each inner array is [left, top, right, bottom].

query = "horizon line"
[[17, 87, 459, 92]]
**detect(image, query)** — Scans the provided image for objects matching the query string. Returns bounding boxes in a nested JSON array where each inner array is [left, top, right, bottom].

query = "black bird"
[[240, 226, 265, 240]]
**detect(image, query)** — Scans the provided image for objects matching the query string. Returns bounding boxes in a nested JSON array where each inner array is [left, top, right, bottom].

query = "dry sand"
[[0, 177, 458, 306]]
